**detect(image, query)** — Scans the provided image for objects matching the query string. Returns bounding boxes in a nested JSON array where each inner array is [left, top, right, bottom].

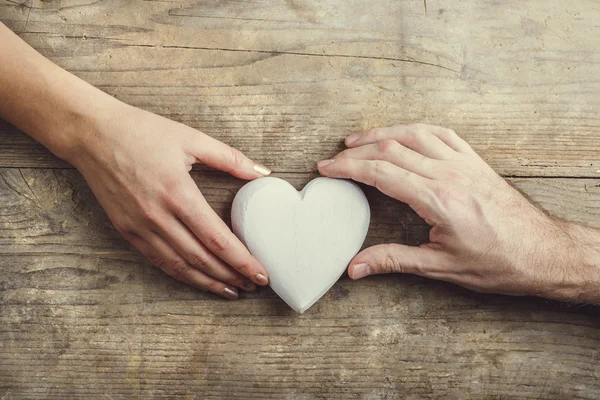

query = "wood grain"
[[2, 0, 600, 398], [1, 0, 600, 176], [1, 168, 600, 399]]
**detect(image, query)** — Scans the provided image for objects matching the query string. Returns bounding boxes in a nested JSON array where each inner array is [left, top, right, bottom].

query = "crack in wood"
[[0, 170, 36, 206], [14, 33, 460, 73], [158, 45, 460, 73], [2, 0, 31, 8], [18, 168, 43, 207]]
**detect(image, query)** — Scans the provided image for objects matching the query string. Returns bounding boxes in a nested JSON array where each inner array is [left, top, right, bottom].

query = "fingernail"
[[352, 263, 370, 280], [345, 133, 361, 145], [242, 281, 257, 292], [253, 164, 271, 176], [317, 159, 334, 168], [255, 273, 269, 285], [223, 287, 239, 300]]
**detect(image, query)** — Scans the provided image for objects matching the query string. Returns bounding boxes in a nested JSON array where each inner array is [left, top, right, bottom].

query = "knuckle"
[[114, 223, 133, 237], [372, 160, 392, 176], [403, 129, 422, 147], [138, 204, 161, 224], [336, 149, 351, 159], [378, 139, 399, 154], [432, 182, 449, 199], [229, 147, 245, 167], [437, 128, 458, 143], [369, 160, 393, 190], [168, 189, 195, 217], [444, 128, 458, 138], [408, 123, 428, 132], [445, 168, 468, 184], [168, 259, 189, 281], [431, 183, 455, 212], [207, 281, 223, 294], [148, 254, 167, 268], [189, 251, 211, 269], [380, 248, 402, 274], [234, 261, 254, 276], [160, 178, 189, 206], [162, 178, 183, 196], [416, 153, 429, 165], [365, 127, 383, 139], [207, 231, 231, 252]]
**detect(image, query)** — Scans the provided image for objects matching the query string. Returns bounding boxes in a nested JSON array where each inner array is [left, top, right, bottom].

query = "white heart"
[[232, 177, 370, 313]]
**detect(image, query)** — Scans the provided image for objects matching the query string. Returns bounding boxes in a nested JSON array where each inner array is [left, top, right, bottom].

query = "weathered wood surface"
[[2, 0, 600, 398], [1, 0, 600, 176], [1, 169, 600, 399]]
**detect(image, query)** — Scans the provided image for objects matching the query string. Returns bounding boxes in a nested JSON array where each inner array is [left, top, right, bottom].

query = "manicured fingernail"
[[253, 164, 271, 176], [351, 263, 370, 280], [223, 287, 239, 300], [317, 159, 334, 168], [242, 281, 257, 292], [345, 133, 361, 145], [255, 273, 269, 285]]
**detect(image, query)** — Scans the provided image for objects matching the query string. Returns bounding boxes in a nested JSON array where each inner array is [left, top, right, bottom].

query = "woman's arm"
[[318, 124, 600, 304], [0, 22, 110, 159], [0, 22, 271, 299]]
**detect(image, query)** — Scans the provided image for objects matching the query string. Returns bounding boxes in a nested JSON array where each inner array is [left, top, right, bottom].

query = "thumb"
[[348, 243, 446, 280], [190, 133, 271, 180]]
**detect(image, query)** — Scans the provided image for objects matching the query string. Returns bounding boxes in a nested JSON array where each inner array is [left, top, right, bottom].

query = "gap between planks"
[[0, 165, 599, 180]]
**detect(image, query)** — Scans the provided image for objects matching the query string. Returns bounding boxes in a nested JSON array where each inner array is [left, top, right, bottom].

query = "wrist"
[[49, 91, 125, 167], [0, 26, 124, 164], [540, 221, 600, 303], [36, 75, 125, 166]]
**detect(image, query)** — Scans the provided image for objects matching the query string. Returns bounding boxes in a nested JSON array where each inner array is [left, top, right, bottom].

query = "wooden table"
[[2, 0, 600, 398]]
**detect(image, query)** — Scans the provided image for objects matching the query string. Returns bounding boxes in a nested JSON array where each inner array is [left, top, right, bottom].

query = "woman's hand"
[[317, 124, 600, 302], [68, 103, 271, 300], [0, 22, 269, 300]]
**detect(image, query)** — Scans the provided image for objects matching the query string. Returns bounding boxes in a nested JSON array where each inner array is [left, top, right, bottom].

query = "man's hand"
[[318, 124, 600, 303]]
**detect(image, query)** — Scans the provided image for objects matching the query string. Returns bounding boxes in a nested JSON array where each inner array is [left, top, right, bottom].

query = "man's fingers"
[[348, 243, 448, 280], [345, 124, 461, 159], [413, 124, 476, 154], [317, 157, 434, 215], [171, 181, 270, 286], [188, 131, 271, 180], [158, 216, 257, 292], [334, 140, 439, 179], [126, 232, 240, 300]]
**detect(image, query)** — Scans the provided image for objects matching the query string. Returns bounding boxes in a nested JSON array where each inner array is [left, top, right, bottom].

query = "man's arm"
[[318, 124, 600, 304], [0, 22, 271, 299]]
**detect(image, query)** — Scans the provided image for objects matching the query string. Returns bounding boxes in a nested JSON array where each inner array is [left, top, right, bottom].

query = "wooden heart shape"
[[232, 177, 370, 313]]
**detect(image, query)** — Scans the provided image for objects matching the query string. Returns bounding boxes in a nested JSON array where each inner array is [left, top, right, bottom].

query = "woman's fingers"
[[335, 140, 439, 179], [126, 231, 240, 300], [171, 179, 269, 286], [188, 130, 271, 180], [179, 132, 271, 285], [345, 124, 467, 158], [157, 216, 257, 292], [317, 157, 434, 216]]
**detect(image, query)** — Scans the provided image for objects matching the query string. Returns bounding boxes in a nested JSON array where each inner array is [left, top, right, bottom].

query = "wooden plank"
[[1, 168, 600, 398], [1, 0, 600, 176], [2, 0, 600, 397]]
